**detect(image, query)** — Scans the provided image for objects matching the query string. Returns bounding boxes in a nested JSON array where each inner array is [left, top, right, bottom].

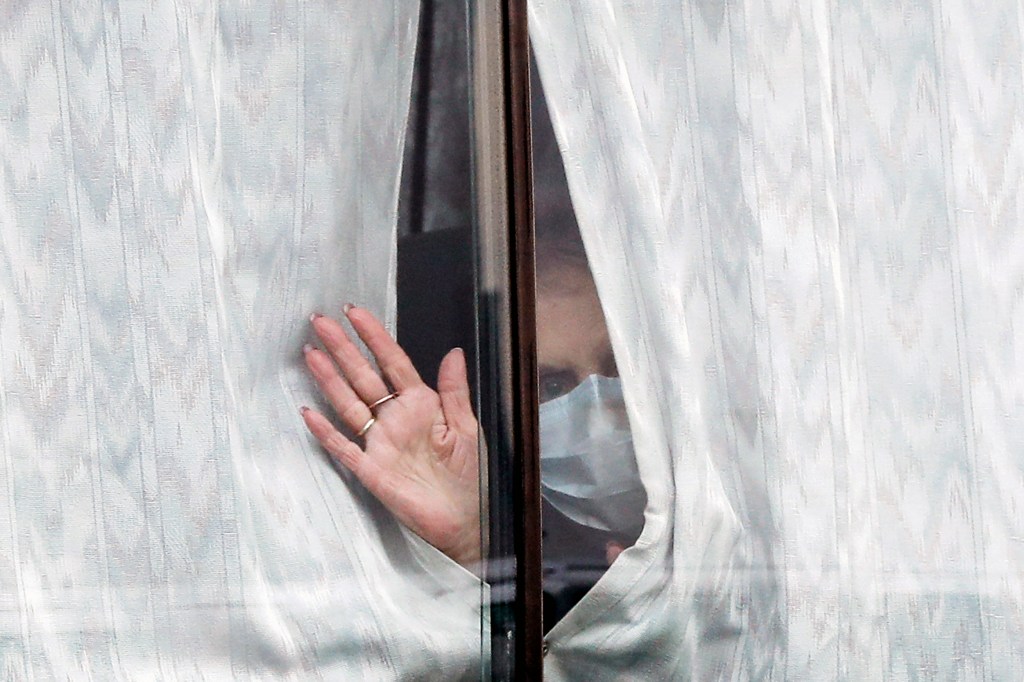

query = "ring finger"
[[303, 343, 374, 434], [310, 313, 391, 404]]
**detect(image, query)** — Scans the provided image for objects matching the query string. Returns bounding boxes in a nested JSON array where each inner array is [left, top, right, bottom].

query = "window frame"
[[468, 0, 542, 677]]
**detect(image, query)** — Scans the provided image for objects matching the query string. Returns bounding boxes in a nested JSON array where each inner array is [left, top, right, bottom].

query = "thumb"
[[437, 348, 475, 433]]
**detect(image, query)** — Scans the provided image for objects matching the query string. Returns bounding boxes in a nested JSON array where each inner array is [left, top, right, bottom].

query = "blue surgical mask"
[[539, 375, 646, 537]]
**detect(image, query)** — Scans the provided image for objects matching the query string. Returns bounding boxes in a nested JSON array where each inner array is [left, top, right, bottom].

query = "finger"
[[344, 304, 423, 392], [300, 405, 390, 518], [303, 344, 374, 433], [605, 541, 625, 566], [300, 406, 365, 473], [310, 313, 390, 404], [437, 348, 474, 433]]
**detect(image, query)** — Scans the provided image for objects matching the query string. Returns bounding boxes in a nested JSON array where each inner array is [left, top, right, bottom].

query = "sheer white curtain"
[[532, 1, 1023, 678], [0, 2, 481, 678]]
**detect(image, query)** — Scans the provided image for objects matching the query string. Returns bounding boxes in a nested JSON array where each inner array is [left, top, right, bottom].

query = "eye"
[[538, 369, 577, 403]]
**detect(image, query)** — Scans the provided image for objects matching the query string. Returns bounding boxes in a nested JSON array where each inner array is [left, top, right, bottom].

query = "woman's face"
[[536, 263, 617, 403]]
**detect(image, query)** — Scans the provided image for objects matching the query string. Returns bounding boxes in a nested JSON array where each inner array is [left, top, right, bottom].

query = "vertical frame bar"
[[504, 0, 541, 675], [468, 0, 540, 678]]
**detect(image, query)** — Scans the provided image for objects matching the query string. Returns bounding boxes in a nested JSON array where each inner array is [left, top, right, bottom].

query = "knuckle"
[[326, 375, 351, 399], [317, 328, 346, 355], [341, 402, 365, 425], [381, 360, 414, 385], [352, 365, 382, 390], [324, 336, 355, 363], [308, 351, 335, 378], [340, 345, 365, 367], [327, 435, 358, 468]]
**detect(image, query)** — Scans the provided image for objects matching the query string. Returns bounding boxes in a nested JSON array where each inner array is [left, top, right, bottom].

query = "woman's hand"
[[299, 305, 481, 568]]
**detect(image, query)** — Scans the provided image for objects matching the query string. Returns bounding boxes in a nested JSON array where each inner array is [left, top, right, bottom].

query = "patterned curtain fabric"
[[531, 1, 1023, 678], [0, 2, 482, 678]]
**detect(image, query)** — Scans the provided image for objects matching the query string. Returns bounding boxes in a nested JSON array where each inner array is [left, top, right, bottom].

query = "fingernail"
[[343, 303, 355, 315], [299, 406, 309, 415], [303, 343, 314, 354], [309, 312, 323, 322]]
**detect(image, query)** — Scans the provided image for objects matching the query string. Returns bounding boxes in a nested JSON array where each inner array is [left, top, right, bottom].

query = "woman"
[[297, 239, 645, 582]]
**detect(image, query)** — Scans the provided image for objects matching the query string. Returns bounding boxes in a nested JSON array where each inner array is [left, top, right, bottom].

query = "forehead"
[[536, 269, 611, 373]]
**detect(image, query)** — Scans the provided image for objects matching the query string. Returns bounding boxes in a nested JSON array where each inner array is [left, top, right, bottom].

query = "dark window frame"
[[469, 0, 542, 678]]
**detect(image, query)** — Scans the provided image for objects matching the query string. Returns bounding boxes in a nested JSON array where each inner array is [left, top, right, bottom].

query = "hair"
[[535, 225, 591, 296]]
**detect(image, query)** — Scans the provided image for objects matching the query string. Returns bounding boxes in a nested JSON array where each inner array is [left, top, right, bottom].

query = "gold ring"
[[366, 392, 399, 412], [356, 417, 376, 438]]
